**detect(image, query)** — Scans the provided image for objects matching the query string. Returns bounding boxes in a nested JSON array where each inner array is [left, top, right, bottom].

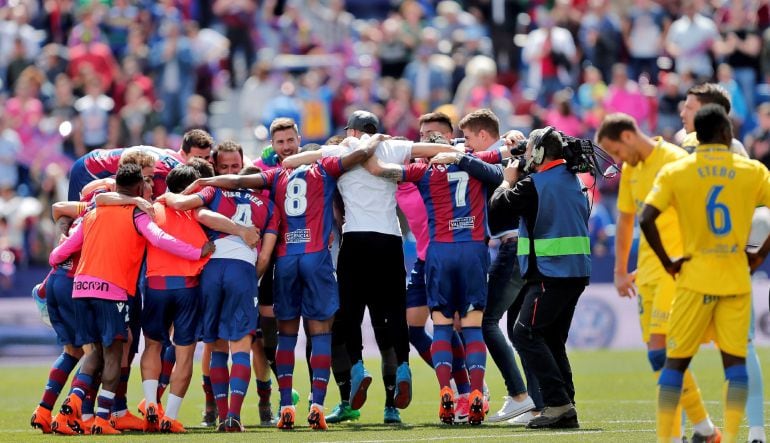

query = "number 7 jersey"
[[260, 156, 345, 256], [645, 144, 770, 295]]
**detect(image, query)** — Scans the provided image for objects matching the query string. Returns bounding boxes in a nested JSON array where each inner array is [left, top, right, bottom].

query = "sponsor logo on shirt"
[[449, 216, 475, 230], [286, 229, 311, 244]]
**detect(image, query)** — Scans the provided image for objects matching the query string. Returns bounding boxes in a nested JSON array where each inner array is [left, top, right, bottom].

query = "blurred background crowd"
[[0, 0, 768, 292]]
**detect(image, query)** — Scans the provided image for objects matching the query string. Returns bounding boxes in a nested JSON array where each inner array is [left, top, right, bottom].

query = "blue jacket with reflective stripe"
[[518, 164, 591, 278]]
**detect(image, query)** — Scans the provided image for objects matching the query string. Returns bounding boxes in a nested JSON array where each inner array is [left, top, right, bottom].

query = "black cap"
[[344, 110, 379, 134]]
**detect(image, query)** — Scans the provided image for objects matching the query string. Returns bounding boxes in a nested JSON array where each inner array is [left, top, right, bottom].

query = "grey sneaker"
[[526, 405, 578, 429]]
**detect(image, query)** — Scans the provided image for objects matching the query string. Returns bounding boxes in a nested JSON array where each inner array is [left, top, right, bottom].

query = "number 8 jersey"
[[645, 143, 770, 295], [260, 156, 345, 256]]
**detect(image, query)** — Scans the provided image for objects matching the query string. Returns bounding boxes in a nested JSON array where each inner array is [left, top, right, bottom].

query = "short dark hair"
[[270, 117, 299, 137], [458, 109, 500, 138], [212, 140, 243, 164], [239, 166, 262, 175], [694, 104, 732, 145], [186, 157, 215, 178], [165, 165, 201, 193], [419, 112, 453, 133], [115, 163, 143, 188], [181, 129, 215, 154], [595, 113, 639, 142], [687, 83, 732, 114]]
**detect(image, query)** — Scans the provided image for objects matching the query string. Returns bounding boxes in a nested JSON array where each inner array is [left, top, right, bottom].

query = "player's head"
[[180, 129, 215, 162], [119, 149, 155, 198], [681, 83, 731, 133], [525, 127, 563, 171], [694, 104, 732, 146], [269, 117, 301, 161], [344, 110, 379, 138], [459, 108, 500, 152], [419, 112, 453, 142], [115, 163, 145, 197], [596, 113, 646, 166], [212, 140, 244, 175], [239, 165, 262, 175], [186, 157, 215, 178], [165, 165, 201, 194]]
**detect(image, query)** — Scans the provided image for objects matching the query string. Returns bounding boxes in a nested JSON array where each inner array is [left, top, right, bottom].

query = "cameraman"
[[489, 128, 590, 429]]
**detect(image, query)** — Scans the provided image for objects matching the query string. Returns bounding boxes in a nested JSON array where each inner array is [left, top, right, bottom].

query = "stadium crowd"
[[3, 0, 770, 441]]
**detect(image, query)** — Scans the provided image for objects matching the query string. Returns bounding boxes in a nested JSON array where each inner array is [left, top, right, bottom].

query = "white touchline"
[[313, 429, 653, 443]]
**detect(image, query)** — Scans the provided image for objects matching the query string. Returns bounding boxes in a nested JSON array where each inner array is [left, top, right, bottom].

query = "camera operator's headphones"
[[526, 126, 557, 172]]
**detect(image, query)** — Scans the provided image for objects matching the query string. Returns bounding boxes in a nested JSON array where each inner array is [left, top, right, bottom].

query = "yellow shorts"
[[666, 288, 750, 359], [637, 277, 675, 343]]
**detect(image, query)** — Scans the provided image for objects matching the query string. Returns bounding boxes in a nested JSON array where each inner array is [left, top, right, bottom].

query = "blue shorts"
[[274, 251, 339, 321], [143, 286, 200, 346], [200, 259, 258, 342], [46, 273, 77, 346], [406, 258, 427, 309], [425, 242, 490, 319], [75, 298, 129, 347]]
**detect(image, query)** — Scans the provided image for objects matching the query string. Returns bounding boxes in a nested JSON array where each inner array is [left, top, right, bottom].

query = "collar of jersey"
[[539, 159, 567, 172], [695, 143, 730, 153]]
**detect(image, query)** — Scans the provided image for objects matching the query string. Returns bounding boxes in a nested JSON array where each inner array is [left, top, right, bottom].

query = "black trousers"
[[333, 232, 410, 364], [511, 278, 585, 407]]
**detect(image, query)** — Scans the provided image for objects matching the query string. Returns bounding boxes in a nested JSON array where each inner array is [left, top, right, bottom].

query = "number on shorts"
[[447, 171, 469, 207], [232, 203, 253, 227], [705, 185, 731, 236], [285, 178, 308, 216]]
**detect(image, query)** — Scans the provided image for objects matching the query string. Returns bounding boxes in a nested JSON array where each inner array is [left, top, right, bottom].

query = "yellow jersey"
[[645, 144, 770, 295], [682, 131, 749, 157], [617, 137, 687, 285]]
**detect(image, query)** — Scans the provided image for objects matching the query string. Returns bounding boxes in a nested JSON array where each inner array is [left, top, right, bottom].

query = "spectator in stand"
[[717, 63, 750, 135], [432, 1, 482, 42], [0, 107, 20, 191], [378, 17, 413, 79], [181, 94, 210, 134], [297, 69, 335, 144], [383, 79, 420, 140], [113, 56, 155, 113], [623, 0, 670, 84], [5, 38, 33, 92], [213, 0, 257, 87], [39, 0, 76, 46], [5, 68, 44, 167], [579, 0, 623, 83], [124, 24, 150, 70], [117, 82, 154, 147], [545, 89, 585, 138], [746, 102, 770, 169], [403, 28, 452, 114], [305, 0, 355, 54], [67, 5, 105, 48], [604, 64, 650, 131], [37, 43, 68, 86], [656, 73, 685, 141], [465, 58, 513, 129], [240, 61, 276, 132], [67, 31, 119, 93], [105, 0, 139, 60], [72, 76, 114, 154], [398, 0, 423, 57], [149, 20, 196, 131], [522, 7, 577, 107], [714, 4, 761, 111], [0, 3, 42, 86], [262, 80, 303, 128], [49, 74, 77, 158], [577, 65, 608, 132], [665, 0, 720, 80]]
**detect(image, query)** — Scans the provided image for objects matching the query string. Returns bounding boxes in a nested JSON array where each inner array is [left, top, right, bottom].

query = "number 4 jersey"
[[196, 187, 280, 264], [260, 156, 345, 257], [645, 144, 770, 295]]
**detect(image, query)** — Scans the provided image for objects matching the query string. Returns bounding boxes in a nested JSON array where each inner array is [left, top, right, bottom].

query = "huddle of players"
[[29, 107, 530, 435], [597, 83, 768, 443]]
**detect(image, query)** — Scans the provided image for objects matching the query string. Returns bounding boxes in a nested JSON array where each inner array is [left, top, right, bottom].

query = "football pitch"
[[1, 348, 769, 442]]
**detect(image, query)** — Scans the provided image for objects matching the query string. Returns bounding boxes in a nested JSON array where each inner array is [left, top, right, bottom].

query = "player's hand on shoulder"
[[134, 198, 155, 221], [201, 241, 216, 258], [182, 179, 204, 195], [430, 152, 459, 165], [613, 270, 637, 298]]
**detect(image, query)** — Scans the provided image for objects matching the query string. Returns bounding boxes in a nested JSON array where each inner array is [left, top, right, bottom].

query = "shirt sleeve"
[[644, 165, 674, 212], [489, 176, 537, 220], [260, 168, 278, 188], [474, 149, 503, 164], [616, 163, 635, 214], [134, 212, 202, 260], [458, 154, 503, 186], [319, 156, 345, 179], [49, 220, 85, 267], [263, 202, 280, 235], [195, 186, 217, 206], [378, 140, 413, 164], [402, 163, 429, 182], [756, 163, 770, 208]]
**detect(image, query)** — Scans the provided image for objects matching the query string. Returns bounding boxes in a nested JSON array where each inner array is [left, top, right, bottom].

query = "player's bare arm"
[[614, 211, 638, 298], [281, 150, 323, 169], [182, 174, 267, 195], [639, 204, 689, 277], [364, 156, 406, 182], [52, 201, 85, 221], [338, 133, 384, 170], [94, 192, 155, 220], [256, 233, 277, 278], [158, 193, 205, 211], [410, 142, 461, 159], [194, 208, 261, 249]]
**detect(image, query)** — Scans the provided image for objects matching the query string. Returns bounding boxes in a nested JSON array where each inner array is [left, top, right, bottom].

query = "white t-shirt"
[[321, 135, 413, 236]]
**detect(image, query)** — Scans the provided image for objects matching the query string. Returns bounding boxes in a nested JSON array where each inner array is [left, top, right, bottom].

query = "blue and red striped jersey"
[[82, 146, 183, 196], [261, 156, 345, 257], [196, 187, 280, 240]]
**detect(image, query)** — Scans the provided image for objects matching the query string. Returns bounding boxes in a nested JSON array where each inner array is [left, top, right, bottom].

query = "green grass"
[[2, 348, 769, 442]]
